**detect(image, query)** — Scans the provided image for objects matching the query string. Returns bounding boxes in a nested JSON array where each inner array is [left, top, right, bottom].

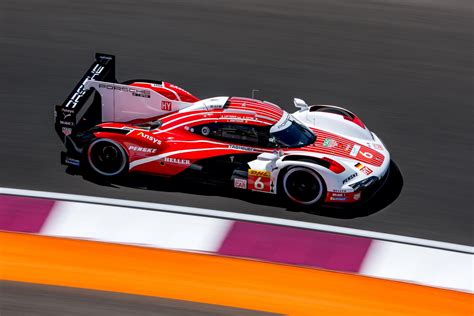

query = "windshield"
[[270, 113, 316, 148]]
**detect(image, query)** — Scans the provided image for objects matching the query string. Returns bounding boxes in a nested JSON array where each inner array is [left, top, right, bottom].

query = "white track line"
[[0, 187, 472, 254]]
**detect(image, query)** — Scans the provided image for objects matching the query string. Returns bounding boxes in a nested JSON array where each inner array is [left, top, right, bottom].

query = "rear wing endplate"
[[54, 53, 116, 141]]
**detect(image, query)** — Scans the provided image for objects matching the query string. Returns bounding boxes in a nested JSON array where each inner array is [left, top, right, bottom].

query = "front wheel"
[[280, 167, 326, 207], [85, 138, 128, 177]]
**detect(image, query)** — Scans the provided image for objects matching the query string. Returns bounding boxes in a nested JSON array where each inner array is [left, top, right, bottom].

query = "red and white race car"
[[55, 54, 390, 207]]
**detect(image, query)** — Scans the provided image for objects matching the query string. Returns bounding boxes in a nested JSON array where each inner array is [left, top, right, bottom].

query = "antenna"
[[251, 89, 260, 99]]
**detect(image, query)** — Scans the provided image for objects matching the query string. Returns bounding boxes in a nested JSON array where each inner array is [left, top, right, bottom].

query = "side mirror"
[[257, 152, 279, 161], [294, 98, 309, 111]]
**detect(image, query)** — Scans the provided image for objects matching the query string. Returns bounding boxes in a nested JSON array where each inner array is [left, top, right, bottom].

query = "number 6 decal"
[[360, 151, 373, 159], [248, 169, 272, 193], [254, 177, 265, 190]]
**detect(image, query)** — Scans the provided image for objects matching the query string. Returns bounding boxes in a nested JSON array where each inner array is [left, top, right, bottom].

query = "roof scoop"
[[294, 98, 309, 111]]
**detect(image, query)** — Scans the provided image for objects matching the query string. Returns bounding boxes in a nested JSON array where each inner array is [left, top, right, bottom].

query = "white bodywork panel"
[[269, 106, 390, 194], [248, 153, 279, 172], [84, 80, 194, 122], [293, 106, 373, 141], [180, 97, 229, 112]]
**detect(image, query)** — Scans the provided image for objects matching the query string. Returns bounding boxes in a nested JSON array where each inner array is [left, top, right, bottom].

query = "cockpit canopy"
[[189, 111, 315, 148]]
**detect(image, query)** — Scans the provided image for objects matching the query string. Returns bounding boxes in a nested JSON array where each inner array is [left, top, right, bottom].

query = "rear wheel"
[[281, 167, 325, 207], [86, 139, 128, 177]]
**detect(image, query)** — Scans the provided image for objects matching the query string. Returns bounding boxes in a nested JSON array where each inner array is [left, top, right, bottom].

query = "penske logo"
[[342, 173, 358, 184]]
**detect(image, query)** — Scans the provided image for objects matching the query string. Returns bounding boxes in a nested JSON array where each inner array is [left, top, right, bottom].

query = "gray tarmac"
[[0, 0, 472, 245], [0, 0, 472, 314], [0, 281, 278, 315]]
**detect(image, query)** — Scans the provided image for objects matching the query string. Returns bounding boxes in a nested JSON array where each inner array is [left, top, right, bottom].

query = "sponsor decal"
[[325, 191, 361, 203], [161, 100, 172, 111], [248, 169, 271, 178], [163, 157, 190, 165], [128, 146, 157, 153], [221, 115, 245, 122], [61, 127, 72, 136], [248, 169, 272, 193], [354, 162, 373, 175], [65, 157, 80, 167], [66, 64, 104, 108], [353, 192, 361, 201], [132, 90, 150, 98], [330, 197, 347, 201], [98, 84, 151, 98], [137, 132, 162, 145], [59, 108, 74, 120], [342, 173, 358, 184], [323, 138, 338, 148], [234, 178, 247, 189], [333, 189, 350, 193], [277, 114, 290, 129], [59, 120, 74, 126], [64, 157, 81, 167], [350, 144, 361, 157], [221, 115, 240, 119], [270, 112, 291, 133], [229, 144, 255, 152], [344, 144, 352, 152], [373, 143, 384, 151]]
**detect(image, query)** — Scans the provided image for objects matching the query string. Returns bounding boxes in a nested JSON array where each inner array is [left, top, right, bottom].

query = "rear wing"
[[55, 53, 197, 145], [54, 53, 116, 141]]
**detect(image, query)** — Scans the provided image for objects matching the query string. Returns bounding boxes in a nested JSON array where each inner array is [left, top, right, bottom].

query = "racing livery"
[[55, 53, 390, 207]]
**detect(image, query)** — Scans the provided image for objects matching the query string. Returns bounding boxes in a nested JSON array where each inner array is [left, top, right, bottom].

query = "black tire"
[[280, 167, 326, 207], [85, 138, 128, 177]]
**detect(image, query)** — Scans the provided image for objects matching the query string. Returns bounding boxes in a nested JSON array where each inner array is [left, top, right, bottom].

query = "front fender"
[[274, 159, 357, 194]]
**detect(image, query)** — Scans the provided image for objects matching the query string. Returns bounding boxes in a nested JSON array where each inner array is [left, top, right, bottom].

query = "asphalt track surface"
[[0, 281, 278, 316], [0, 0, 472, 247]]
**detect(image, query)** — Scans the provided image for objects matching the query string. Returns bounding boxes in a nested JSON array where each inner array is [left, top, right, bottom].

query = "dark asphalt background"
[[0, 281, 278, 315], [0, 0, 472, 246]]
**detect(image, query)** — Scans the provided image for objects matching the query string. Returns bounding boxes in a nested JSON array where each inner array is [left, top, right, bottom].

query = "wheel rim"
[[88, 139, 127, 176], [283, 167, 323, 205]]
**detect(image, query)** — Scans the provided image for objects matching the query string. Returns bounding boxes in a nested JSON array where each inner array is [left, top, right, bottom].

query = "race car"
[[55, 53, 390, 207]]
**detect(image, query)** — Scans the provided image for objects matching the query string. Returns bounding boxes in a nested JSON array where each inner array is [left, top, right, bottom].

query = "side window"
[[191, 123, 260, 146]]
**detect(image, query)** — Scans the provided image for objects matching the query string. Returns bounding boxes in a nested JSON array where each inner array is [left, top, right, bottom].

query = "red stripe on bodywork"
[[286, 129, 384, 167]]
